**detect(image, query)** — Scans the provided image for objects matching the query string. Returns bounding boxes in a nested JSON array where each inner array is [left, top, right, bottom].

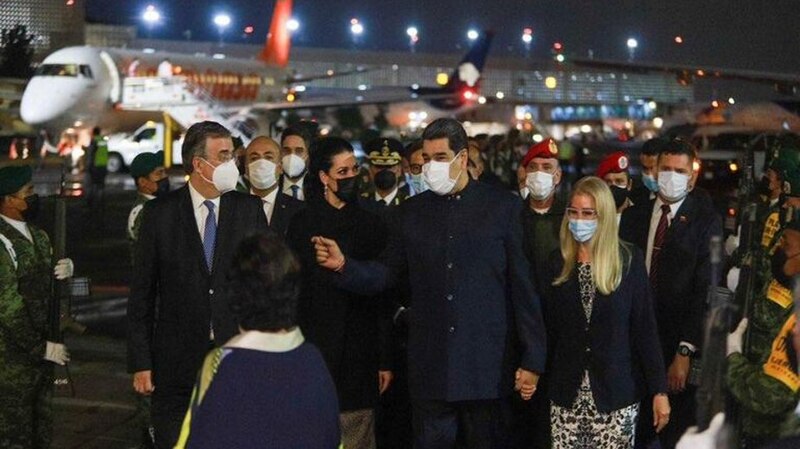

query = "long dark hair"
[[304, 136, 354, 200]]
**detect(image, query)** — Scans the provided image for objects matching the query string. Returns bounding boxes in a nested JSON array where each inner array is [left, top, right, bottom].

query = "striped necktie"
[[649, 204, 672, 287]]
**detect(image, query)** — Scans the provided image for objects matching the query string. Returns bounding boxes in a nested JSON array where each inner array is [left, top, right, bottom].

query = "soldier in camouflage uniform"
[[127, 152, 168, 265], [727, 217, 800, 447], [0, 165, 73, 449]]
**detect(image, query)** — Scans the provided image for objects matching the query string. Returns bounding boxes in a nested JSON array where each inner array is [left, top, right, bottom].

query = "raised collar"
[[224, 327, 305, 353]]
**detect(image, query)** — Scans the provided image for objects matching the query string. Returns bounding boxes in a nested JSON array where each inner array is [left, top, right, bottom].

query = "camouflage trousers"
[[0, 362, 53, 449]]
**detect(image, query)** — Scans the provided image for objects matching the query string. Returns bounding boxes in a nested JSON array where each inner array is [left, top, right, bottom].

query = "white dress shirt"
[[375, 187, 399, 205], [188, 181, 220, 243], [282, 175, 305, 201], [1, 214, 32, 242], [645, 196, 686, 273], [253, 188, 279, 225]]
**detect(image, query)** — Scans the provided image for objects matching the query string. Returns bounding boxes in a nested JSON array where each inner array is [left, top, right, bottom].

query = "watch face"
[[679, 346, 691, 356]]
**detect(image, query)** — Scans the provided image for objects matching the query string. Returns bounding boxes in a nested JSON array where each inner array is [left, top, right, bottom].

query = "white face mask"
[[658, 171, 690, 203], [281, 154, 306, 178], [248, 159, 278, 190], [201, 158, 240, 194], [525, 171, 555, 201], [422, 151, 463, 196]]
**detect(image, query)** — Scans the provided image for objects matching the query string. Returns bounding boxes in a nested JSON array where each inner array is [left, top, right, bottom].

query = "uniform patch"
[[128, 204, 144, 241], [763, 314, 800, 392], [761, 211, 780, 248], [766, 279, 793, 309], [548, 140, 558, 154], [618, 156, 628, 169]]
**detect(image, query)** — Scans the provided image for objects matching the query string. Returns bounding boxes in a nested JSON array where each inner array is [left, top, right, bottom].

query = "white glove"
[[726, 318, 748, 356], [724, 234, 739, 256], [44, 341, 70, 365], [677, 412, 725, 449], [54, 258, 74, 280], [726, 267, 741, 293]]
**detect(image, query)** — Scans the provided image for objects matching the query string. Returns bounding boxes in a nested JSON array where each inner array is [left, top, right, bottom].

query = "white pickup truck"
[[106, 121, 183, 173]]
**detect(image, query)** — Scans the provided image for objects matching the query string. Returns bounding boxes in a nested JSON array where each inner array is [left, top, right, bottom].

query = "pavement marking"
[[53, 397, 137, 411]]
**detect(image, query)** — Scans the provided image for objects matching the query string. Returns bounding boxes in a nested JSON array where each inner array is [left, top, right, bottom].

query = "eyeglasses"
[[566, 208, 598, 219]]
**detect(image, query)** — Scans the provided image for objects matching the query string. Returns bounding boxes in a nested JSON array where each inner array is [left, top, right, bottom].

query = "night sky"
[[86, 0, 800, 73]]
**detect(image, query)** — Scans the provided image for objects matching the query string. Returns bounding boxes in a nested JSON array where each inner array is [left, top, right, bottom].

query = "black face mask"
[[771, 248, 796, 288], [21, 194, 40, 222], [333, 175, 360, 204], [757, 176, 773, 197], [374, 169, 397, 191], [155, 178, 170, 197], [610, 185, 629, 209]]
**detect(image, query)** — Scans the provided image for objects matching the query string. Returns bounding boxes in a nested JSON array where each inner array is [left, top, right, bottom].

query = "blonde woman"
[[544, 176, 670, 448]]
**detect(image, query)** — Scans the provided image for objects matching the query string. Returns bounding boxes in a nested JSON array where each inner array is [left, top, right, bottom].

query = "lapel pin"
[[679, 215, 687, 223]]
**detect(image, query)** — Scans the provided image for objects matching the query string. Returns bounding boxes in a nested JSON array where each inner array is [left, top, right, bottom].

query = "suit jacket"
[[270, 192, 304, 236], [543, 245, 667, 412], [127, 185, 268, 396], [338, 180, 547, 402], [619, 191, 722, 362]]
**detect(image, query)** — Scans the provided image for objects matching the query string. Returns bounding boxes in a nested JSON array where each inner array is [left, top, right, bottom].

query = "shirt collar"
[[253, 188, 279, 204], [654, 195, 686, 217], [224, 327, 305, 353], [141, 193, 156, 200], [188, 180, 220, 210], [0, 214, 27, 228], [375, 186, 399, 203]]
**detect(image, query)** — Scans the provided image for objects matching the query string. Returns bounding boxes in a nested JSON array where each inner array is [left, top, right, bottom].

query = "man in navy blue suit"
[[313, 118, 547, 449]]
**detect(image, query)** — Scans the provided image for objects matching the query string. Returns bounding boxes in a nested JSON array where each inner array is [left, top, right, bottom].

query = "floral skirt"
[[550, 372, 639, 449]]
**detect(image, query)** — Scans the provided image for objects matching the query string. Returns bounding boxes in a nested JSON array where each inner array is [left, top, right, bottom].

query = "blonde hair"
[[553, 176, 626, 295]]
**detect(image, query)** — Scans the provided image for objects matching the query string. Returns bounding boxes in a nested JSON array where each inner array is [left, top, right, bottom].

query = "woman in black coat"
[[543, 176, 670, 449], [286, 136, 392, 449]]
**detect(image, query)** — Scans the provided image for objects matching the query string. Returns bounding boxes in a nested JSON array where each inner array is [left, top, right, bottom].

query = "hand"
[[44, 341, 70, 365], [133, 370, 155, 396], [54, 258, 74, 280], [676, 412, 725, 449], [726, 267, 740, 293], [667, 354, 691, 393], [378, 370, 394, 395], [724, 234, 739, 256], [514, 368, 539, 401], [653, 394, 671, 433], [726, 318, 748, 356], [312, 237, 345, 271]]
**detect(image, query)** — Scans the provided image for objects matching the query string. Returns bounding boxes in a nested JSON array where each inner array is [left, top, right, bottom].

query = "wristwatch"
[[677, 344, 695, 357]]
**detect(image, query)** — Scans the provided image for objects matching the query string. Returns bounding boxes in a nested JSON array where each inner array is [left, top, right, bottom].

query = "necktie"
[[649, 204, 672, 287], [203, 200, 217, 271], [290, 184, 300, 199], [376, 198, 387, 207]]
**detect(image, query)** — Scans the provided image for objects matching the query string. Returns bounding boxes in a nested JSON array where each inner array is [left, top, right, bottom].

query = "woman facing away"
[[543, 176, 671, 449], [175, 232, 341, 449]]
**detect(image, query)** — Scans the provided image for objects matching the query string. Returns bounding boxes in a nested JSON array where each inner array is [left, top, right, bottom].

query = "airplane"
[[19, 0, 494, 145]]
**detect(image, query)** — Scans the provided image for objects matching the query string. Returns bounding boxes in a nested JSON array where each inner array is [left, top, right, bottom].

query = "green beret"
[[769, 147, 800, 180], [130, 152, 164, 179], [0, 165, 32, 196], [783, 166, 800, 197]]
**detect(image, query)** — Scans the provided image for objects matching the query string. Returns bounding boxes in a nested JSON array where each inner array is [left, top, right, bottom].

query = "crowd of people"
[[2, 116, 800, 449]]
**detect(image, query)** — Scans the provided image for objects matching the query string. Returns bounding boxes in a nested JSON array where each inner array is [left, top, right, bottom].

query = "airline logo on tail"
[[446, 31, 494, 91], [259, 0, 293, 67]]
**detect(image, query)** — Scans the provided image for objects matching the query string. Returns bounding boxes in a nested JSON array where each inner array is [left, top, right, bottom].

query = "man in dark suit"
[[313, 118, 547, 449], [127, 121, 268, 449], [243, 136, 304, 236], [619, 138, 723, 449], [279, 125, 315, 201]]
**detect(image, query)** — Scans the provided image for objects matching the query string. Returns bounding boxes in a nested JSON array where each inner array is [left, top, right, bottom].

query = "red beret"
[[595, 151, 630, 179], [521, 138, 559, 167]]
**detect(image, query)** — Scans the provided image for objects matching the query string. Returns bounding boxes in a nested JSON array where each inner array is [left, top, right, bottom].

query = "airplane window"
[[134, 128, 157, 142], [79, 65, 94, 79], [34, 64, 80, 77]]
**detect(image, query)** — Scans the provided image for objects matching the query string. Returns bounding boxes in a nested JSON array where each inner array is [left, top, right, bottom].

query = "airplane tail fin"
[[259, 0, 293, 67], [445, 31, 494, 92]]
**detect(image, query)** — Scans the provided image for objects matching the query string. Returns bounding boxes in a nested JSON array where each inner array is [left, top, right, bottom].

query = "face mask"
[[568, 219, 597, 243], [155, 178, 170, 197], [642, 174, 659, 193], [374, 169, 397, 191], [610, 185, 629, 209], [770, 248, 797, 289], [248, 159, 278, 190], [658, 171, 690, 203], [423, 151, 463, 196], [332, 175, 360, 204], [201, 158, 239, 194], [519, 186, 530, 200], [525, 171, 555, 201], [282, 154, 306, 178], [409, 173, 428, 195], [21, 194, 40, 222]]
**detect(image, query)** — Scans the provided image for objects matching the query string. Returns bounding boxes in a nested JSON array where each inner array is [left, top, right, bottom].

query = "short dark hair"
[[401, 139, 423, 160], [422, 118, 468, 155], [658, 138, 697, 161], [181, 121, 232, 174], [304, 136, 354, 199], [281, 125, 314, 149], [228, 233, 301, 332]]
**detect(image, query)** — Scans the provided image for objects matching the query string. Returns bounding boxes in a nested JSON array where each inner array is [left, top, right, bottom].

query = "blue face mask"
[[569, 219, 598, 243], [408, 173, 428, 195], [642, 174, 659, 193]]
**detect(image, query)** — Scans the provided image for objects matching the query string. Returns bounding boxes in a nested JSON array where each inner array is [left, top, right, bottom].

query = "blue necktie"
[[203, 200, 217, 271], [290, 184, 300, 199]]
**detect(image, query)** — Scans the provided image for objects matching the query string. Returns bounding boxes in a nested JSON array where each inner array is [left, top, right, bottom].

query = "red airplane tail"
[[259, 0, 292, 67]]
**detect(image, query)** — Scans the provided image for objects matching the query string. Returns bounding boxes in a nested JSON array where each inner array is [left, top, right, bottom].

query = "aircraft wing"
[[249, 86, 457, 111]]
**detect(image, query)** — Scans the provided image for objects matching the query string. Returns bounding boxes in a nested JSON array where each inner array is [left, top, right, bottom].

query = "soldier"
[[127, 152, 169, 252], [0, 165, 74, 449], [359, 138, 409, 212], [596, 151, 634, 218], [727, 219, 800, 447]]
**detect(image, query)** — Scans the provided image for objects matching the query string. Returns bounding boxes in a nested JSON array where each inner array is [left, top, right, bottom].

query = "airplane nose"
[[20, 79, 78, 126]]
